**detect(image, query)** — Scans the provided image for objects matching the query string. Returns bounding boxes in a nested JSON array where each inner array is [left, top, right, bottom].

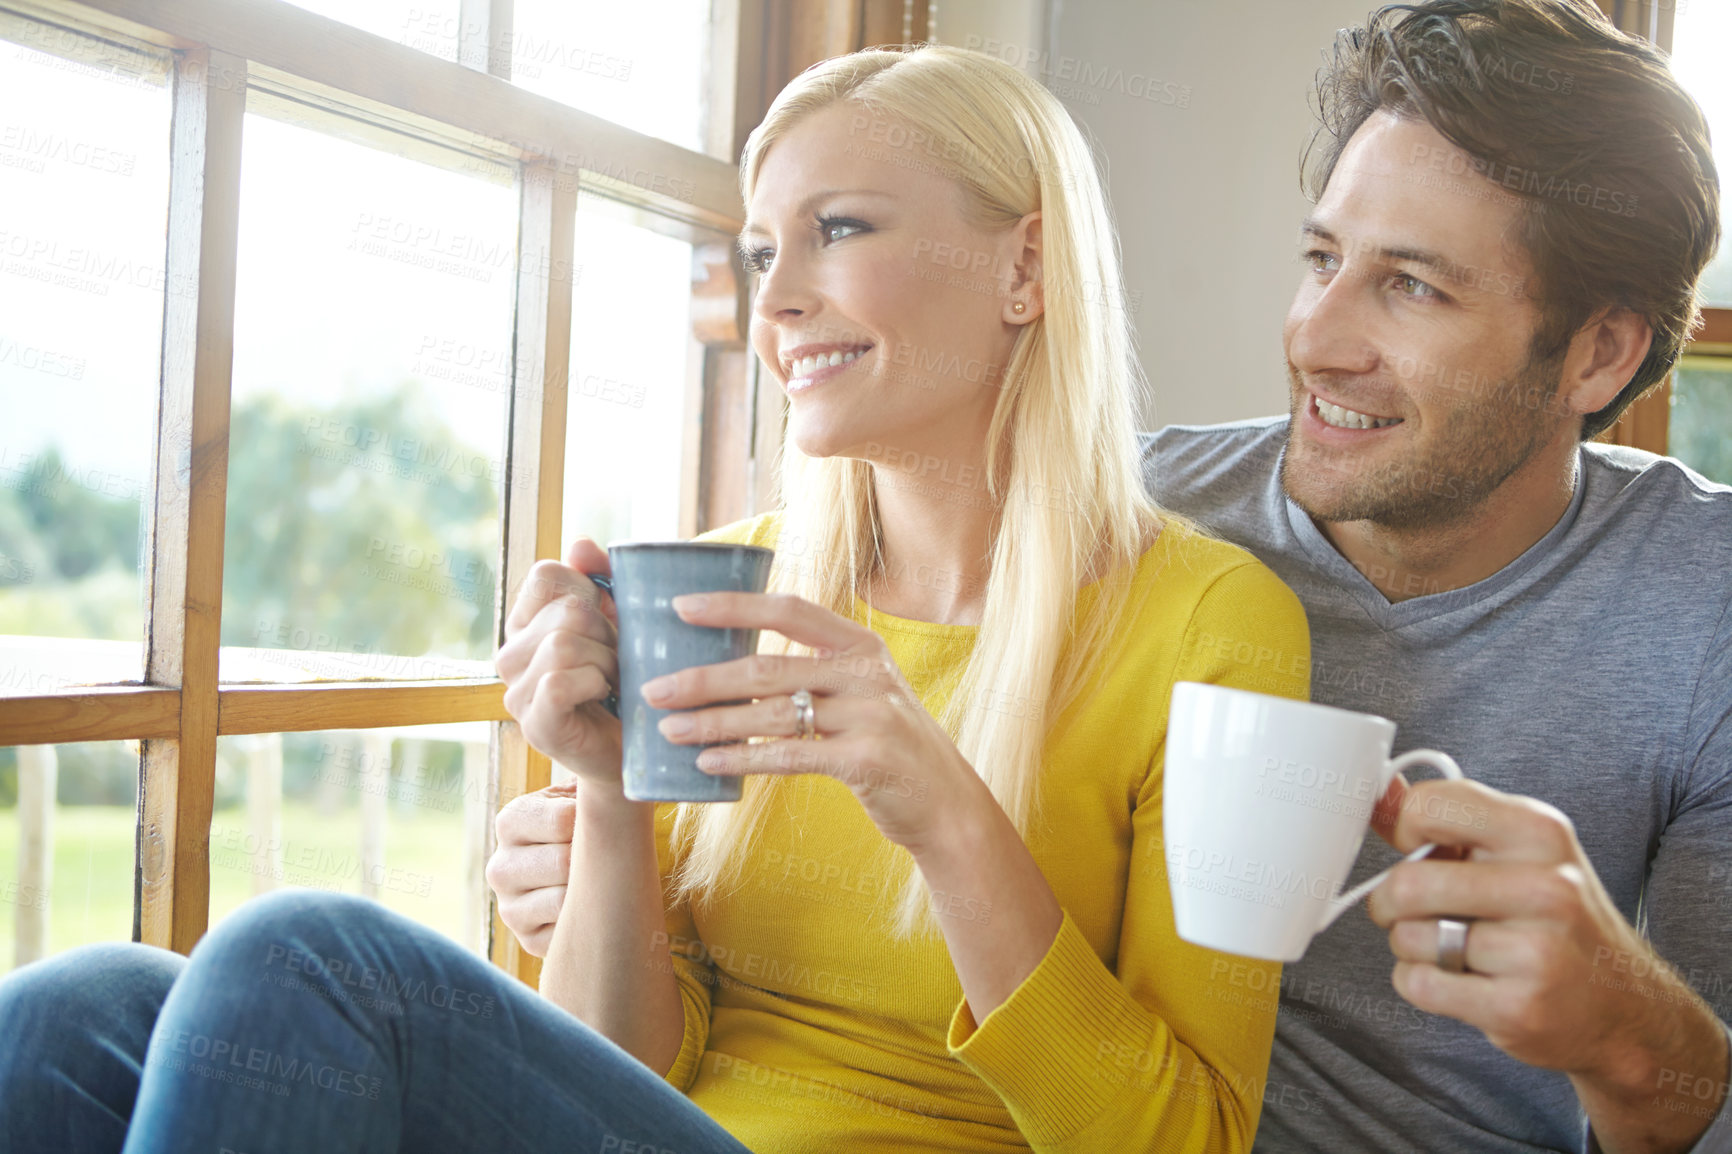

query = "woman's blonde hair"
[[669, 44, 1174, 933]]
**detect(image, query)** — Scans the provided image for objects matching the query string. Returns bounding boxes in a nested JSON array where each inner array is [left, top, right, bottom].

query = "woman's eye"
[[738, 217, 867, 272], [817, 217, 868, 244], [740, 246, 773, 274]]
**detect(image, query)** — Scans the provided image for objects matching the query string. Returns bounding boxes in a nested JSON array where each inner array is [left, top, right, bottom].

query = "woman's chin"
[[788, 424, 860, 461]]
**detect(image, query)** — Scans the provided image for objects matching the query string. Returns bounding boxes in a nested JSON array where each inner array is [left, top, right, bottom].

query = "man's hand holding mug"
[[1368, 774, 1731, 1139]]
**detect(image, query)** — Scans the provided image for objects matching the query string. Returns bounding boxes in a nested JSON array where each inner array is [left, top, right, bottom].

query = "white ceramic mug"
[[1163, 682, 1464, 961]]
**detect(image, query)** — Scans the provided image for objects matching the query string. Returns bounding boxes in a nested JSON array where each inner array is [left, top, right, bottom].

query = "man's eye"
[[1392, 273, 1439, 299], [1303, 250, 1338, 273]]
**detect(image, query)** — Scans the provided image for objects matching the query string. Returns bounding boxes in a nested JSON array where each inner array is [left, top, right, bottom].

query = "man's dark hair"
[[1306, 0, 1720, 439]]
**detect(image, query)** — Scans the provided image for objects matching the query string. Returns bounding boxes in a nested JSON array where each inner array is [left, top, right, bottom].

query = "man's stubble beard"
[[1279, 352, 1568, 531]]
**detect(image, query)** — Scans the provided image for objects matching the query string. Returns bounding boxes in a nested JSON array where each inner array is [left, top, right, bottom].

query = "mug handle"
[[585, 574, 621, 718], [1314, 749, 1465, 932]]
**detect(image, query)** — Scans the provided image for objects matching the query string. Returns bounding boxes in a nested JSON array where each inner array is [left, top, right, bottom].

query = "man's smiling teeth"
[[1317, 398, 1400, 430], [791, 349, 863, 377]]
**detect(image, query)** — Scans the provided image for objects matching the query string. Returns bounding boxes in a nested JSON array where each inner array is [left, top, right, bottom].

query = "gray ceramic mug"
[[590, 541, 775, 803]]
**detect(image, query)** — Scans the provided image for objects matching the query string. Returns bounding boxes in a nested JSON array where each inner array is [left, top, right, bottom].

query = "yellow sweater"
[[655, 511, 1311, 1153]]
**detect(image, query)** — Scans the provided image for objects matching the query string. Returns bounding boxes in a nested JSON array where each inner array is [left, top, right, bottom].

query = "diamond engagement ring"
[[791, 688, 817, 740], [1436, 917, 1470, 974]]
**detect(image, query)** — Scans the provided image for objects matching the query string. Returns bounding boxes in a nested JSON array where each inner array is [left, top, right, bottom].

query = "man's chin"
[[1279, 469, 1355, 524], [1279, 435, 1407, 526], [1280, 454, 1479, 531], [1281, 431, 1363, 518]]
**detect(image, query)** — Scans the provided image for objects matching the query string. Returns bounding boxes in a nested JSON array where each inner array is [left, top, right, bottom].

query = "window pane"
[[0, 741, 139, 972], [0, 36, 170, 695], [1671, 357, 1732, 485], [208, 724, 492, 953], [284, 0, 461, 63], [562, 199, 706, 548], [511, 0, 709, 156], [220, 115, 515, 682], [1674, 4, 1732, 306]]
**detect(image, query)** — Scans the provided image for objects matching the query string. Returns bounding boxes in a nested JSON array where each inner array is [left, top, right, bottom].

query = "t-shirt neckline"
[[1277, 443, 1590, 627]]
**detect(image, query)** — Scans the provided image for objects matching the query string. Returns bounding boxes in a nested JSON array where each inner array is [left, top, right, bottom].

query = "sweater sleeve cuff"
[[946, 911, 1156, 1145], [660, 958, 713, 1092]]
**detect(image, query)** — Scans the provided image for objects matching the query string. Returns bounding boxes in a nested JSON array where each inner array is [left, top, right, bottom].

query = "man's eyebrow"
[[1300, 217, 1470, 285], [738, 188, 897, 242]]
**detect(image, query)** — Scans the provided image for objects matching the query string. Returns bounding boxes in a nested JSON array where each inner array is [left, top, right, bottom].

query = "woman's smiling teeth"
[[791, 348, 865, 378], [1316, 397, 1401, 430]]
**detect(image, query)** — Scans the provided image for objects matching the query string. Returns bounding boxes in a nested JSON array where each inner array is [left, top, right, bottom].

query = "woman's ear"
[[1002, 211, 1044, 325]]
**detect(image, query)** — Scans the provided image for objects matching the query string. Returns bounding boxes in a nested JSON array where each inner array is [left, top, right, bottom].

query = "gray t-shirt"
[[1143, 418, 1732, 1154]]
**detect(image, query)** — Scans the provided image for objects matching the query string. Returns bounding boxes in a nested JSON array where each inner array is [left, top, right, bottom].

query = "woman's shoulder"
[[1111, 520, 1310, 702], [692, 510, 782, 549], [1131, 519, 1306, 631]]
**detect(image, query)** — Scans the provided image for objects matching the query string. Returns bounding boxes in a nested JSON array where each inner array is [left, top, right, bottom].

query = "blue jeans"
[[0, 889, 754, 1154]]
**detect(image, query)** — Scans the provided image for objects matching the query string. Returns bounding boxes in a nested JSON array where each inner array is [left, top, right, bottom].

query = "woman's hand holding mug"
[[489, 538, 623, 957], [649, 591, 991, 855], [494, 537, 622, 790]]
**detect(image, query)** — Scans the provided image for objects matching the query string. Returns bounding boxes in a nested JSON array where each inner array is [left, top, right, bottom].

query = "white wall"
[[939, 0, 1045, 63], [947, 0, 1375, 429]]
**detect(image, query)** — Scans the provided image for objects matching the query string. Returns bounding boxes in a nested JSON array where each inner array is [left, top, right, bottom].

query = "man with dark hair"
[[1144, 1, 1731, 1150]]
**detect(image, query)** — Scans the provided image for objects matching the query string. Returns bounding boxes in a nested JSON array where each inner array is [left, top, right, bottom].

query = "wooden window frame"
[[1694, 309, 1732, 352], [0, 0, 763, 983]]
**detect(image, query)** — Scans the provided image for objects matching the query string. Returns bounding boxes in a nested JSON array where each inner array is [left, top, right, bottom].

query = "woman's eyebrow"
[[739, 188, 898, 241]]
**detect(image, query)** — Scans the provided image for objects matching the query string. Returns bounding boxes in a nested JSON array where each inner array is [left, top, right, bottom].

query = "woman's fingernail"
[[696, 750, 722, 772], [658, 714, 694, 738], [642, 676, 674, 702], [673, 594, 708, 615]]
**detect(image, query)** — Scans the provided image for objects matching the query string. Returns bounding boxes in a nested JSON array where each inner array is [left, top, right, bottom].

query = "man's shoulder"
[[1579, 444, 1732, 539], [1583, 442, 1732, 496], [1141, 415, 1288, 463], [1139, 417, 1289, 529]]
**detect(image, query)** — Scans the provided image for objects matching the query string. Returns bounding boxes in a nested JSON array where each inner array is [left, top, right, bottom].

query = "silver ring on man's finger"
[[791, 688, 817, 740], [1436, 917, 1471, 974]]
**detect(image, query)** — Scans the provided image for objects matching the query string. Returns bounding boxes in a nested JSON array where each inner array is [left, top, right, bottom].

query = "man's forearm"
[[1573, 984, 1730, 1154]]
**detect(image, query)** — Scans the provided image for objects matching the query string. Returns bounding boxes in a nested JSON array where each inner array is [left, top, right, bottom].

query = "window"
[[1672, 2, 1731, 308], [0, 36, 170, 695], [284, 0, 461, 62], [208, 723, 492, 952], [1671, 356, 1732, 484], [562, 196, 712, 547], [221, 115, 515, 681], [0, 0, 747, 983], [0, 742, 138, 970], [511, 0, 712, 156], [1671, 1, 1732, 476]]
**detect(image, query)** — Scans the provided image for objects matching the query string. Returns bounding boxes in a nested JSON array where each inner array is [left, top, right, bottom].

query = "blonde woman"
[[494, 43, 1310, 1151], [0, 46, 1307, 1154]]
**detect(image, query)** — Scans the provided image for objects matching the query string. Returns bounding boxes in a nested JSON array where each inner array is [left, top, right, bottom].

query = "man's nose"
[[1287, 272, 1379, 378]]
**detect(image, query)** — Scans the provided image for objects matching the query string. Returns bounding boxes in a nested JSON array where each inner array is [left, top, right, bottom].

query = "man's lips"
[[1304, 391, 1404, 433]]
